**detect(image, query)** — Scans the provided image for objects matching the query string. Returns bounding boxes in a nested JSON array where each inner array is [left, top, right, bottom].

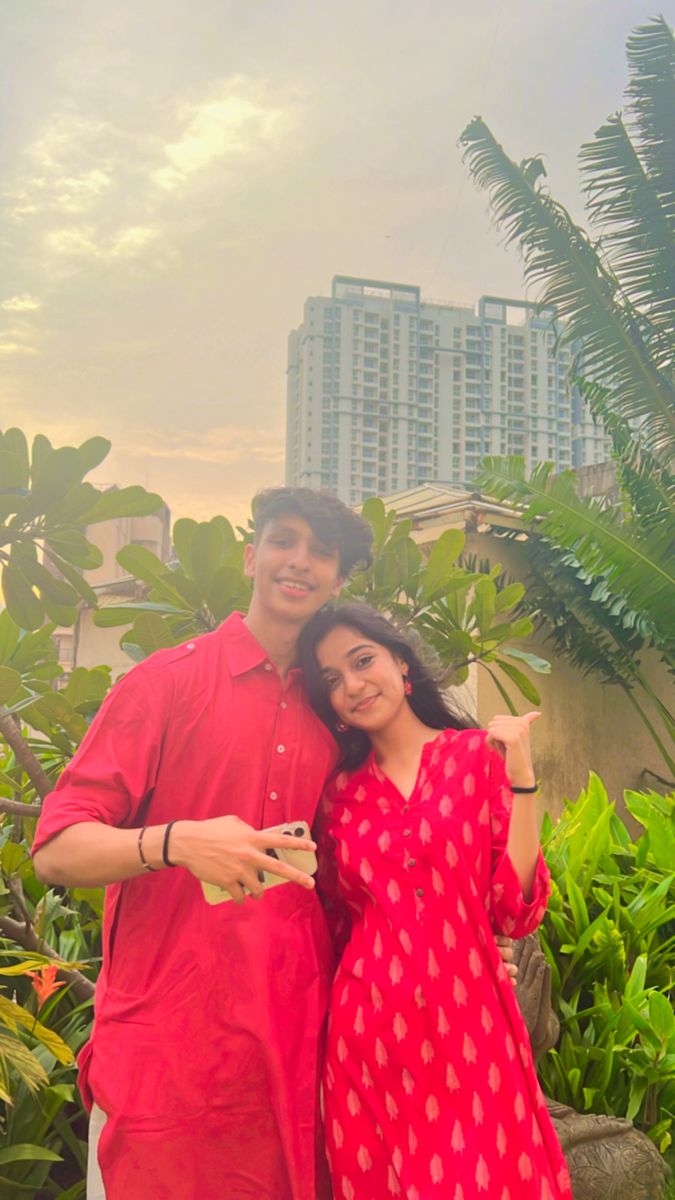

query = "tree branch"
[[0, 711, 52, 800], [0, 797, 42, 818], [0, 915, 95, 1003]]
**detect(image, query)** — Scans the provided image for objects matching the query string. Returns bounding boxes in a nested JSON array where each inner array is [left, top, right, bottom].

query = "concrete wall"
[[415, 521, 673, 820]]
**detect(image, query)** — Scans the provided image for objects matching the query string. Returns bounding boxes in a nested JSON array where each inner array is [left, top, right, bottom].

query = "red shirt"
[[33, 614, 338, 1200]]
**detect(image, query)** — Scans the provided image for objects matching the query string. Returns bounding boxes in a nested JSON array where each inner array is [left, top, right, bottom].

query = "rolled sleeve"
[[32, 667, 164, 855]]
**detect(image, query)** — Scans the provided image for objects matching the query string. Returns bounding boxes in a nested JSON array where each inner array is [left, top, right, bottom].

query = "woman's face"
[[315, 624, 408, 733]]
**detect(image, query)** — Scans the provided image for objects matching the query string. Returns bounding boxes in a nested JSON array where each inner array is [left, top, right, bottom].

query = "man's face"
[[244, 514, 344, 623]]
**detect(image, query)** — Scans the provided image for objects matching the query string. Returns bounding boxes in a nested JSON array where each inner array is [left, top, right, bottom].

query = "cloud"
[[43, 222, 160, 265], [153, 79, 296, 191], [0, 341, 39, 356], [124, 425, 285, 468], [7, 114, 114, 220], [1, 294, 42, 312]]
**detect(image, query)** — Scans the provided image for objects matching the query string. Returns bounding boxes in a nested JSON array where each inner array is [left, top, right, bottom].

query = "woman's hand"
[[486, 711, 540, 790]]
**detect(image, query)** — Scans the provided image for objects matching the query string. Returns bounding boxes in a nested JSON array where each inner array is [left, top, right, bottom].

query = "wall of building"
[[52, 503, 172, 682], [286, 276, 610, 506], [431, 524, 672, 821]]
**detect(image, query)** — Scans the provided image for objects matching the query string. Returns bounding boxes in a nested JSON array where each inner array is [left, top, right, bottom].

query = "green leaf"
[[74, 485, 162, 524], [0, 610, 21, 666], [470, 576, 496, 637], [129, 613, 176, 655], [625, 953, 648, 999], [496, 659, 541, 705], [565, 871, 590, 936], [0, 450, 29, 490], [190, 520, 226, 593], [0, 665, 21, 705], [421, 529, 466, 600], [493, 581, 525, 613], [172, 518, 199, 575], [502, 647, 551, 674], [93, 601, 185, 628], [1, 563, 43, 630], [0, 1145, 62, 1167], [76, 435, 111, 472], [42, 549, 98, 607], [45, 530, 103, 570], [116, 544, 170, 587], [649, 990, 674, 1040]]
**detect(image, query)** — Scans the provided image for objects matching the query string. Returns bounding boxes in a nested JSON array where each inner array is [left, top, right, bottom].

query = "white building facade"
[[286, 275, 609, 504]]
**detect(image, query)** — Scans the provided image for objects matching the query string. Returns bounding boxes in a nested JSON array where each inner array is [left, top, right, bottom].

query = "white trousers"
[[87, 1102, 106, 1199]]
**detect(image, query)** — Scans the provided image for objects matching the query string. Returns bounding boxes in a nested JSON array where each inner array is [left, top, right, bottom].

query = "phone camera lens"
[[266, 848, 280, 860], [293, 826, 304, 837]]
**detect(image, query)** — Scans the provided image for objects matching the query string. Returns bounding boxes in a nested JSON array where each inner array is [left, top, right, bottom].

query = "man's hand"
[[495, 934, 517, 985], [170, 815, 317, 903]]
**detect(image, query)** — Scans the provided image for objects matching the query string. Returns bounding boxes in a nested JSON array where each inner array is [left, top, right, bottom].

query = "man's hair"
[[252, 486, 373, 577]]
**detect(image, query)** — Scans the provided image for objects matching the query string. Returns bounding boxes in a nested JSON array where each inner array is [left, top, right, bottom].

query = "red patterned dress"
[[319, 728, 572, 1200]]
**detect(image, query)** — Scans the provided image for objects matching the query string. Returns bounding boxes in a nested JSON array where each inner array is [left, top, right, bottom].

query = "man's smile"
[[276, 577, 315, 594]]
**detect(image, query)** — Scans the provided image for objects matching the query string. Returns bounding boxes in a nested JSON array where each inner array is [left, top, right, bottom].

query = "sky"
[[0, 0, 658, 526]]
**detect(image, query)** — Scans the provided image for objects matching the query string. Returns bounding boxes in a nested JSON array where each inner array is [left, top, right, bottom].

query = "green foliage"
[[461, 16, 675, 772], [92, 515, 252, 657], [540, 775, 675, 1152], [0, 428, 162, 631]]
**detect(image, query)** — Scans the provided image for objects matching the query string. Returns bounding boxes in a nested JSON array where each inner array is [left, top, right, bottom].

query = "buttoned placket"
[[260, 662, 296, 827]]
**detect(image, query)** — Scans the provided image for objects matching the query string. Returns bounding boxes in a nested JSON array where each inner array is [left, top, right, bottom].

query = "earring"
[[403, 678, 413, 696], [336, 721, 348, 733]]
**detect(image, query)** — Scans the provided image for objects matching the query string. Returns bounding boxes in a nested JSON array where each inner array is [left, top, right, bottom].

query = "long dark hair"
[[298, 603, 474, 771]]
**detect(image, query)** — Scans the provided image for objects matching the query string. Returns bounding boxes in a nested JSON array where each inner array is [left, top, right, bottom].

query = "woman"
[[299, 603, 572, 1200]]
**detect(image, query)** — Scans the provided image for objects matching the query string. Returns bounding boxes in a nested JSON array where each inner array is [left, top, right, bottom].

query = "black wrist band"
[[511, 784, 539, 794], [162, 820, 177, 867]]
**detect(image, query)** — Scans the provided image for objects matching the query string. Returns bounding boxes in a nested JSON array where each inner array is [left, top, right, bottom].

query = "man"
[[33, 487, 373, 1200]]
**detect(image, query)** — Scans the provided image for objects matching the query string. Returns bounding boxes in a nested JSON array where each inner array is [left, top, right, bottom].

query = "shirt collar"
[[218, 612, 302, 681], [218, 613, 269, 677]]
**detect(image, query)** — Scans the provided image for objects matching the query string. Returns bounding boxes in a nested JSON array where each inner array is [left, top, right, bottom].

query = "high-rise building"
[[286, 275, 609, 504]]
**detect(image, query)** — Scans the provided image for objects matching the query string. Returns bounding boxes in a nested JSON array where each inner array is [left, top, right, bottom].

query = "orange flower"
[[27, 964, 67, 1007]]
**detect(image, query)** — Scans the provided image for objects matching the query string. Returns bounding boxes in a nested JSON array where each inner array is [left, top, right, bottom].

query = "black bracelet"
[[511, 784, 539, 794], [162, 820, 177, 867], [138, 826, 158, 872]]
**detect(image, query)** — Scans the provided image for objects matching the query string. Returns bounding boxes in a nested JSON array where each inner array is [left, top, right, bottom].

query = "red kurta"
[[319, 728, 572, 1200], [33, 614, 338, 1200]]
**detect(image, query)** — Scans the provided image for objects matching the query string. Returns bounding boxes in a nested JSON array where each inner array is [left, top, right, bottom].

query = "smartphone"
[[200, 820, 317, 905]]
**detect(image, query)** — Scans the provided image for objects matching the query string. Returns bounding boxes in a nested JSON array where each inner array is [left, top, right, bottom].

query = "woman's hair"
[[298, 602, 474, 771]]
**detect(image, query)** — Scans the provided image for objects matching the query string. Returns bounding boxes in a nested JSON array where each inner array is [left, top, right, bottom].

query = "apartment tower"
[[286, 275, 608, 504]]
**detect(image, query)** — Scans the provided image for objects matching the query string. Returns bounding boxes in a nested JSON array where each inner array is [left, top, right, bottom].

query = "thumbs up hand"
[[486, 711, 540, 790]]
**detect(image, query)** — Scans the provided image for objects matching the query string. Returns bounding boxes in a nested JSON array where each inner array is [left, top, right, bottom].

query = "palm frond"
[[460, 117, 675, 466], [0, 1029, 49, 1097], [506, 536, 649, 685], [625, 16, 675, 209], [579, 113, 675, 357], [475, 456, 675, 658], [576, 381, 675, 523]]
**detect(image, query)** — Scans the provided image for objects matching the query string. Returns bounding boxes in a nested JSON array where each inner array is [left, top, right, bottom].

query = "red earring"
[[336, 721, 348, 733], [404, 678, 413, 696]]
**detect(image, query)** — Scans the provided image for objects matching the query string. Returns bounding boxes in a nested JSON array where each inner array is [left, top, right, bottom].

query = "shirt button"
[[280, 701, 287, 710], [408, 859, 416, 868], [269, 791, 278, 801], [403, 828, 411, 838], [277, 744, 285, 754], [402, 804, 409, 812], [264, 662, 273, 671], [416, 887, 424, 897]]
